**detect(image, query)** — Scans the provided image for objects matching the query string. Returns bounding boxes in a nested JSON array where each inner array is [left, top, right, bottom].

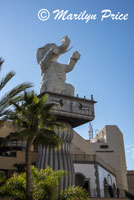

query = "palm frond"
[[0, 58, 4, 71], [0, 71, 15, 91], [0, 82, 32, 110], [34, 128, 62, 148], [3, 91, 63, 156], [0, 109, 12, 117], [8, 94, 24, 105], [2, 128, 35, 145]]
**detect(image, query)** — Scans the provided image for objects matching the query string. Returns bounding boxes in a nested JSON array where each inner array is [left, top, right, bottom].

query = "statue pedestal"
[[39, 91, 96, 128], [37, 123, 75, 190], [37, 91, 96, 190]]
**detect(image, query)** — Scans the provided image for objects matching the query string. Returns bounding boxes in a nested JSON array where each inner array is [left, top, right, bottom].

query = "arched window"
[[107, 174, 113, 186]]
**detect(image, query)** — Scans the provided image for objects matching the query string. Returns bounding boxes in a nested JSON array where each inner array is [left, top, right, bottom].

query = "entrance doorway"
[[75, 173, 85, 187], [75, 173, 90, 194]]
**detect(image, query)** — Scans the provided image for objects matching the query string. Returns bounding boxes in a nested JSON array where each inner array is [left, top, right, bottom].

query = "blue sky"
[[0, 0, 133, 169]]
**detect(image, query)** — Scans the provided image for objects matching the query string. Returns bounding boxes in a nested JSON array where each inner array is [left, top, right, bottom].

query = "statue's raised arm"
[[37, 36, 80, 96], [65, 51, 80, 73]]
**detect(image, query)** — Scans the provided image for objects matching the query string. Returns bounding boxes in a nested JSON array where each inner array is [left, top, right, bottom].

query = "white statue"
[[37, 36, 80, 96]]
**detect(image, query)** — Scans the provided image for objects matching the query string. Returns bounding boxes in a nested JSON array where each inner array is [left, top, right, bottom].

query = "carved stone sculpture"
[[36, 36, 81, 190], [37, 36, 80, 95]]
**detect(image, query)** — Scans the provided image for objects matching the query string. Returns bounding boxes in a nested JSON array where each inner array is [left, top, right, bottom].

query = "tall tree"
[[0, 58, 32, 119], [3, 91, 62, 200]]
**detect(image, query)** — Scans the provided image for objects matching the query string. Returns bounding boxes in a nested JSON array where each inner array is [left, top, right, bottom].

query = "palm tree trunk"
[[26, 139, 33, 200]]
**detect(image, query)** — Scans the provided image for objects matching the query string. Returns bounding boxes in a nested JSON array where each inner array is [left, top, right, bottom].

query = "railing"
[[71, 154, 116, 174], [88, 189, 134, 199]]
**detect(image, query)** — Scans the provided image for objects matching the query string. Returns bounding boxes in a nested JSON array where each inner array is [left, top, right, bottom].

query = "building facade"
[[70, 125, 133, 198], [0, 121, 134, 198]]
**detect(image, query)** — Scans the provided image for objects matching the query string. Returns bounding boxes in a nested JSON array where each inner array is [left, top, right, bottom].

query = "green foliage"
[[2, 91, 64, 200], [3, 91, 62, 149], [0, 58, 32, 118], [32, 166, 66, 200], [0, 171, 6, 185], [59, 186, 89, 200], [0, 172, 26, 200], [0, 166, 89, 200]]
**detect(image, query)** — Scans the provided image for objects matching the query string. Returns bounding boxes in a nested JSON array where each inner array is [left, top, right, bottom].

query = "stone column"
[[36, 122, 75, 190]]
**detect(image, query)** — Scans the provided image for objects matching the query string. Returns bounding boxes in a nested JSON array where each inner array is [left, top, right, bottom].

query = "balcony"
[[40, 91, 96, 127]]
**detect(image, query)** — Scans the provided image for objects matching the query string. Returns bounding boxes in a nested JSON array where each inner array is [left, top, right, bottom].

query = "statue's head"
[[37, 35, 71, 64]]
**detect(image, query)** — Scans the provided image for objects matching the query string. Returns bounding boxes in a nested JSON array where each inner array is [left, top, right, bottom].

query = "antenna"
[[89, 122, 93, 140]]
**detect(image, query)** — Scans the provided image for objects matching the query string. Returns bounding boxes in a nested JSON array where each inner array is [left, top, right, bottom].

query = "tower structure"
[[36, 36, 96, 189], [89, 122, 93, 140]]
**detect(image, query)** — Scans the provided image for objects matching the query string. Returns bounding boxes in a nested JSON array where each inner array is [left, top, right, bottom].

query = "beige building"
[[0, 122, 37, 177], [0, 122, 134, 199], [127, 171, 134, 195], [70, 125, 133, 198], [89, 125, 128, 191]]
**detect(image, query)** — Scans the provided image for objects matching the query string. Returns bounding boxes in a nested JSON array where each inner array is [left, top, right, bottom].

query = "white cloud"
[[126, 144, 134, 148], [126, 144, 134, 159]]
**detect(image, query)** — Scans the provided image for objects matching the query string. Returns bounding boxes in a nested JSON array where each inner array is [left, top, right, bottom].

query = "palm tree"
[[0, 58, 32, 119], [3, 91, 62, 200], [0, 166, 89, 200]]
